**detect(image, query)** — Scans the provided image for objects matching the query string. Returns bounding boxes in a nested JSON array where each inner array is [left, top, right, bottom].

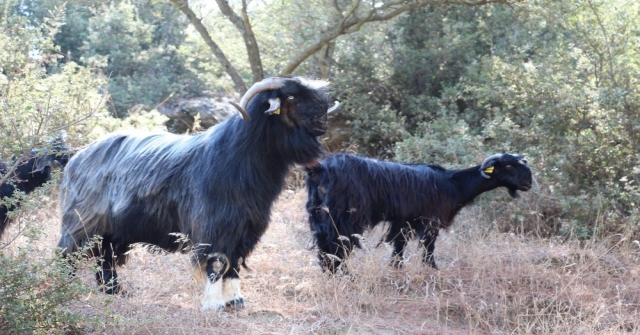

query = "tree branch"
[[281, 0, 513, 74], [586, 0, 617, 86], [215, 0, 264, 82], [170, 0, 248, 94]]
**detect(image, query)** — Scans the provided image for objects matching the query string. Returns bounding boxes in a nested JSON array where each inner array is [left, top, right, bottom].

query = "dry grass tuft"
[[3, 188, 640, 334]]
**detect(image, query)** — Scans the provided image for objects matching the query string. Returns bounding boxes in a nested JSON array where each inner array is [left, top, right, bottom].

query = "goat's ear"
[[484, 166, 495, 174], [264, 98, 281, 115], [33, 155, 56, 173], [33, 155, 56, 172], [480, 156, 502, 178]]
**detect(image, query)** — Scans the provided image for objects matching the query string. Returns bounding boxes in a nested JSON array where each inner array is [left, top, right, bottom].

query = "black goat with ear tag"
[[306, 153, 533, 273]]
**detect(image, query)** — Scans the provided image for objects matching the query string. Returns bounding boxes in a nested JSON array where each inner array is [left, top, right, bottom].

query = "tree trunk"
[[169, 0, 248, 94], [215, 0, 264, 83]]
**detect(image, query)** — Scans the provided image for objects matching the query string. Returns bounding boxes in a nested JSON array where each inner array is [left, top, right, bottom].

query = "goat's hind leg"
[[387, 224, 410, 268], [420, 227, 439, 270]]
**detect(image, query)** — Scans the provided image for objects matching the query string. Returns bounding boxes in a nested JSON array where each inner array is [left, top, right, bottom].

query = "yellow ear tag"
[[273, 108, 280, 115], [484, 166, 494, 174]]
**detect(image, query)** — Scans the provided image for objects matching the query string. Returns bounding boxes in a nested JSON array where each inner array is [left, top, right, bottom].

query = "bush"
[[0, 246, 88, 334], [0, 3, 142, 333]]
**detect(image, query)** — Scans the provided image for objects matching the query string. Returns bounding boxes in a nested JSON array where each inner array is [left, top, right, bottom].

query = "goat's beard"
[[508, 188, 520, 198]]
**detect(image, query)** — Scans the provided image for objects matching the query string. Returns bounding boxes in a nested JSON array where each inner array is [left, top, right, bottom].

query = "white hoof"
[[201, 298, 226, 311], [201, 277, 225, 311], [222, 278, 243, 304]]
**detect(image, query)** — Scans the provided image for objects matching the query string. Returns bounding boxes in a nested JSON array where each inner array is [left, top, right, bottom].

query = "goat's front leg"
[[420, 227, 439, 269], [391, 237, 407, 268], [201, 253, 230, 311], [94, 237, 123, 295], [318, 238, 352, 274], [222, 267, 244, 310]]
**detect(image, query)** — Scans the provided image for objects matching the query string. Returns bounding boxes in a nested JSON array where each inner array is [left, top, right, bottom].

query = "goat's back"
[[307, 154, 458, 229], [57, 131, 212, 251]]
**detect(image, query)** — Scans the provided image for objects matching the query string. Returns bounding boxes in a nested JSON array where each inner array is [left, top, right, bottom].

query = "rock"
[[158, 96, 239, 133]]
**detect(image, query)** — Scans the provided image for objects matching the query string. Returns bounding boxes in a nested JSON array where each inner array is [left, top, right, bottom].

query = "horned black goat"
[[57, 77, 339, 310], [306, 153, 533, 272], [1, 136, 71, 238]]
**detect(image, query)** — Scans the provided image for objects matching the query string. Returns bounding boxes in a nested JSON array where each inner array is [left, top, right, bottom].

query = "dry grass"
[[3, 188, 640, 335]]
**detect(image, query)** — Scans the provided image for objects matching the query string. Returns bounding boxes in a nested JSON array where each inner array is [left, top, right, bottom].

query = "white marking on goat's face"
[[201, 277, 225, 311], [222, 278, 243, 303]]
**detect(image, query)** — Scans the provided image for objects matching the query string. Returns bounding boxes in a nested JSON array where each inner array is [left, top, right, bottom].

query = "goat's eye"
[[287, 96, 295, 100], [505, 164, 512, 168]]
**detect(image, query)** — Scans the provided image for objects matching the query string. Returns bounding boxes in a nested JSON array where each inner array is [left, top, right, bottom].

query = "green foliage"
[[23, 0, 209, 119], [0, 242, 89, 334], [328, 27, 407, 157], [388, 0, 640, 240], [0, 1, 108, 157], [0, 3, 127, 333], [78, 1, 207, 118], [0, 180, 103, 334], [394, 116, 484, 165], [463, 0, 640, 239]]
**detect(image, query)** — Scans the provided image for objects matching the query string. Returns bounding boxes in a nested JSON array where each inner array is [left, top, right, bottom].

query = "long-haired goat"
[[1, 136, 71, 238], [57, 77, 339, 310], [306, 153, 533, 272]]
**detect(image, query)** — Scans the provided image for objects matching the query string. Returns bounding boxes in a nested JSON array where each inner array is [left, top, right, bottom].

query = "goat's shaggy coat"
[[58, 77, 336, 310], [1, 138, 70, 238], [306, 153, 533, 272]]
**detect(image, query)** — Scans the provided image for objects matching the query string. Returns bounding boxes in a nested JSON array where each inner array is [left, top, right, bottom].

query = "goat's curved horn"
[[327, 101, 340, 114], [480, 154, 504, 169], [479, 153, 504, 179], [230, 77, 288, 121], [514, 155, 528, 166], [229, 101, 251, 121]]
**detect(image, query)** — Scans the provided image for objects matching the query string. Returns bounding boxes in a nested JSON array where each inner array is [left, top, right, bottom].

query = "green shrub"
[[0, 247, 88, 334]]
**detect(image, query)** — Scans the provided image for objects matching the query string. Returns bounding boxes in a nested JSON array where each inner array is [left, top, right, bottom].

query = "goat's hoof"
[[323, 265, 351, 278], [226, 297, 245, 310], [390, 258, 404, 268], [422, 257, 439, 270], [101, 284, 127, 296], [201, 299, 226, 311]]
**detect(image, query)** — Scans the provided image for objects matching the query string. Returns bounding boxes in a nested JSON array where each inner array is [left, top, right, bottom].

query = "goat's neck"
[[450, 165, 501, 207], [224, 118, 318, 189]]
